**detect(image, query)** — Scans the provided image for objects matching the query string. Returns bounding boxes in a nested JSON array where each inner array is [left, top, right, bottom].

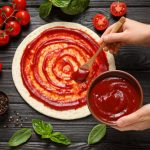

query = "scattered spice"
[[0, 110, 28, 128], [0, 93, 29, 128], [10, 116, 13, 119], [9, 116, 14, 122], [15, 122, 19, 126], [3, 125, 8, 128], [19, 123, 23, 127], [12, 112, 25, 127]]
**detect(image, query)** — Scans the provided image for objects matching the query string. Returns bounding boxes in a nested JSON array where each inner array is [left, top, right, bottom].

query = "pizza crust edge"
[[12, 22, 116, 120]]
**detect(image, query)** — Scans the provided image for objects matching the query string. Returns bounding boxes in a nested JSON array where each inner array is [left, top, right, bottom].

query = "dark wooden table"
[[0, 0, 150, 149]]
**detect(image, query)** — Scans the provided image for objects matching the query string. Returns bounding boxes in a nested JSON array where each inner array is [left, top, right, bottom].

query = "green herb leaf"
[[50, 132, 71, 145], [41, 134, 51, 139], [61, 0, 90, 15], [8, 128, 32, 147], [88, 124, 106, 145], [51, 0, 71, 8], [32, 119, 53, 136], [39, 0, 52, 18]]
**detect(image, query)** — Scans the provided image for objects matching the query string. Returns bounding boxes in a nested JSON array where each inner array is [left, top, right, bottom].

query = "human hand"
[[112, 104, 150, 131], [101, 18, 150, 54]]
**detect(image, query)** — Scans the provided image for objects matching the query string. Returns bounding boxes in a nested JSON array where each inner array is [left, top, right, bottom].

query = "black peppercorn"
[[0, 91, 9, 116]]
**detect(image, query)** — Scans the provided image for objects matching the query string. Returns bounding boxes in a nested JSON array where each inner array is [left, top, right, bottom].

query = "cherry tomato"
[[0, 17, 4, 28], [12, 0, 26, 11], [0, 6, 14, 20], [110, 1, 127, 17], [15, 10, 30, 26], [92, 14, 109, 31], [0, 8, 2, 17], [0, 63, 2, 72], [0, 30, 10, 46], [5, 21, 21, 37]]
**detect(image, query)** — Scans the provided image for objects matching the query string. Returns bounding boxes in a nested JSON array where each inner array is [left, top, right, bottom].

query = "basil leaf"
[[41, 134, 51, 139], [39, 0, 52, 18], [32, 119, 53, 136], [50, 132, 71, 145], [51, 0, 71, 8], [61, 0, 90, 15], [88, 124, 106, 145], [8, 128, 32, 147]]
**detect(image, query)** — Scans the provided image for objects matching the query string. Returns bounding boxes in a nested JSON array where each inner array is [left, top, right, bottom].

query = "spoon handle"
[[110, 16, 126, 33], [83, 16, 126, 69]]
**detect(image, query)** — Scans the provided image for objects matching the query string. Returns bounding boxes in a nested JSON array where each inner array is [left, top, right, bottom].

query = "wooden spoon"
[[72, 16, 126, 83]]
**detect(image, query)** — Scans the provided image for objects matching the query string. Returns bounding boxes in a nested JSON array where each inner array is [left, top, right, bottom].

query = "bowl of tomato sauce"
[[87, 70, 143, 125]]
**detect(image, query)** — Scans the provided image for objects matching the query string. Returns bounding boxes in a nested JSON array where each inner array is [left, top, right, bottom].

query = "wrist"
[[142, 24, 150, 46]]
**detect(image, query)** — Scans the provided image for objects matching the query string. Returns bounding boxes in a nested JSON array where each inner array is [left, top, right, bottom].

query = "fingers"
[[100, 22, 126, 54], [101, 22, 125, 44], [112, 121, 150, 131], [116, 105, 150, 128], [101, 21, 124, 39], [102, 32, 126, 44], [101, 23, 115, 38], [103, 42, 124, 54], [100, 22, 126, 53], [110, 105, 150, 131], [116, 111, 142, 128]]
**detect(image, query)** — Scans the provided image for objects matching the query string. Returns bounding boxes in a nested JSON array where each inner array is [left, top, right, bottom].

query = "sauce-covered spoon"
[[72, 16, 126, 83]]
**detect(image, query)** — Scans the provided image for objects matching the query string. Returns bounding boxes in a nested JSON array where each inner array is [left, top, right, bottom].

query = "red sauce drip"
[[89, 77, 141, 124], [21, 27, 109, 110]]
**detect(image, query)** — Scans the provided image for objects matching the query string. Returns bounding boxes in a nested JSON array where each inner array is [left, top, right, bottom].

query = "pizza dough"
[[12, 22, 116, 120]]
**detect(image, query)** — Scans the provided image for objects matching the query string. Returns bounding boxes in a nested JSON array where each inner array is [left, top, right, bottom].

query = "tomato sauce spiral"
[[21, 27, 109, 110]]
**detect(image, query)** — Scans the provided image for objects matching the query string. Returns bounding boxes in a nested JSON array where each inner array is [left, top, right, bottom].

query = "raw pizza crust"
[[12, 22, 116, 120]]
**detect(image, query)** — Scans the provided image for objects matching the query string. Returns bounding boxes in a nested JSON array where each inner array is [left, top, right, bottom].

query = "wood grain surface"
[[0, 0, 150, 149]]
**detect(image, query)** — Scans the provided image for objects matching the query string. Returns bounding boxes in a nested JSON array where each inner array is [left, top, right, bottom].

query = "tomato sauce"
[[89, 77, 141, 124], [21, 27, 109, 110], [72, 68, 90, 83]]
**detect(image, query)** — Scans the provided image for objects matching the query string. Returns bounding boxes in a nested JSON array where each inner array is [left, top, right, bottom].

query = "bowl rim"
[[87, 70, 144, 125]]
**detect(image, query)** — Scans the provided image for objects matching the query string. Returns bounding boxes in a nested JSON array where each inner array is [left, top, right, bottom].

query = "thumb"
[[102, 32, 126, 44]]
